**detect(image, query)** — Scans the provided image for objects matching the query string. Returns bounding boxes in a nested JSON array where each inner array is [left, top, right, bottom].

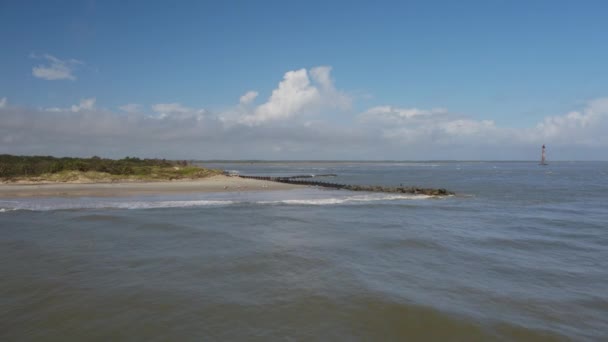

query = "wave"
[[0, 193, 432, 212], [0, 200, 235, 212], [260, 193, 431, 205], [112, 200, 235, 209]]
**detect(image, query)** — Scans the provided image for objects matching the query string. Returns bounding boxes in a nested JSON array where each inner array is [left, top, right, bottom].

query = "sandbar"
[[0, 175, 302, 198]]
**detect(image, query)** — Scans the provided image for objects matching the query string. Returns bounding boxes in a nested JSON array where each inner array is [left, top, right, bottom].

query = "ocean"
[[1, 161, 607, 341]]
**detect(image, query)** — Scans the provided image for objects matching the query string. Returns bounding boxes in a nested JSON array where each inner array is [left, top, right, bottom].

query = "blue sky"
[[1, 1, 608, 159]]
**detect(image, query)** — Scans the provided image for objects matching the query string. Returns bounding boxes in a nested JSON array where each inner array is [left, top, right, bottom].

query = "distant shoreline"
[[0, 175, 302, 198]]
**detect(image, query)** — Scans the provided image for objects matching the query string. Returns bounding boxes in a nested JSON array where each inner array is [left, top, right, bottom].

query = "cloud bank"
[[2, 66, 608, 160]]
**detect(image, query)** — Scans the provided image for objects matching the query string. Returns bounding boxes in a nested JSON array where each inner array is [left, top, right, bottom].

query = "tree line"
[[0, 155, 191, 178]]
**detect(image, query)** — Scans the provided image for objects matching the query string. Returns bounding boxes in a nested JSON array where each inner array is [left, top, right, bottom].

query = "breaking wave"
[[0, 200, 234, 212], [0, 193, 433, 212], [260, 194, 431, 205]]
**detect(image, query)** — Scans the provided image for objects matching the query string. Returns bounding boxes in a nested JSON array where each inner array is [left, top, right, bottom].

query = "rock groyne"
[[238, 175, 453, 196]]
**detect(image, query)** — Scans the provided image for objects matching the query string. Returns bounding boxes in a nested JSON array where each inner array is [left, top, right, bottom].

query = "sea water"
[[1, 161, 607, 340]]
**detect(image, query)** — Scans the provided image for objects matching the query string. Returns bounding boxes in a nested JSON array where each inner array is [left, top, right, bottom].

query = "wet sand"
[[0, 175, 301, 198]]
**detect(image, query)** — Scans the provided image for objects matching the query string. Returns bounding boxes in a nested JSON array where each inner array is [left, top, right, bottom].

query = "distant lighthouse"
[[540, 144, 548, 165]]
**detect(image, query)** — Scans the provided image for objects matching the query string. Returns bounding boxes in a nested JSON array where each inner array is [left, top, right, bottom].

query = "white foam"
[[260, 193, 431, 205], [0, 193, 433, 211], [265, 198, 349, 205], [0, 200, 235, 212], [112, 200, 234, 209]]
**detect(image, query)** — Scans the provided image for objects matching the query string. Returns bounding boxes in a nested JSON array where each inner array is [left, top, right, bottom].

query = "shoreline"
[[0, 175, 302, 198]]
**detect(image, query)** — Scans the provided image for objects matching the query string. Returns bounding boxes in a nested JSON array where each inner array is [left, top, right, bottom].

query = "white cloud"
[[31, 54, 83, 81], [441, 119, 496, 136], [43, 98, 96, 113], [3, 65, 608, 160], [240, 68, 320, 125], [310, 66, 333, 90], [237, 66, 351, 125], [239, 91, 258, 105], [119, 103, 143, 113], [309, 66, 351, 110], [359, 98, 608, 152], [71, 98, 96, 112], [360, 106, 447, 123], [151, 103, 207, 120], [534, 97, 608, 145], [152, 103, 191, 114], [359, 104, 502, 146]]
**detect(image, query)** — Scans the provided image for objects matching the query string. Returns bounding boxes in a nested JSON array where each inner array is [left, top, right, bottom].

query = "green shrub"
[[0, 154, 220, 180]]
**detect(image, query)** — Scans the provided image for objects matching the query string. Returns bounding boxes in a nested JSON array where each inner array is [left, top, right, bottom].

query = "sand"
[[0, 175, 302, 198]]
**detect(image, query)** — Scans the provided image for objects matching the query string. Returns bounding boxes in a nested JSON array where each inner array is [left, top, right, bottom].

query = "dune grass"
[[0, 155, 222, 183]]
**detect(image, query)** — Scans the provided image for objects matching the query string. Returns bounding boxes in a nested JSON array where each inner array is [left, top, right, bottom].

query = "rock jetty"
[[238, 175, 453, 196]]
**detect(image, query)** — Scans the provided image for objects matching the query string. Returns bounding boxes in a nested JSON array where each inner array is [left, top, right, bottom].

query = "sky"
[[1, 0, 608, 160]]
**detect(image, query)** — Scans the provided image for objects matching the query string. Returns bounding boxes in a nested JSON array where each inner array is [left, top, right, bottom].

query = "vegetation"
[[0, 155, 222, 182]]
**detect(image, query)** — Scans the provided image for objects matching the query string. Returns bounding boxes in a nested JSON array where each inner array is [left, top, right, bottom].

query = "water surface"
[[1, 161, 607, 340]]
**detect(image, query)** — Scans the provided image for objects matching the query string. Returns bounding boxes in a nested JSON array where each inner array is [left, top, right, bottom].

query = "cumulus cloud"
[[358, 98, 608, 156], [239, 68, 320, 125], [309, 66, 351, 109], [31, 54, 83, 81], [0, 99, 221, 157], [2, 65, 608, 160], [239, 91, 258, 105], [535, 97, 608, 146], [0, 97, 363, 159], [358, 105, 500, 146], [237, 66, 351, 125], [309, 66, 333, 90]]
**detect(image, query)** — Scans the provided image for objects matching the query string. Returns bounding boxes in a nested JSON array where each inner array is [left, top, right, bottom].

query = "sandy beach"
[[0, 175, 301, 198]]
